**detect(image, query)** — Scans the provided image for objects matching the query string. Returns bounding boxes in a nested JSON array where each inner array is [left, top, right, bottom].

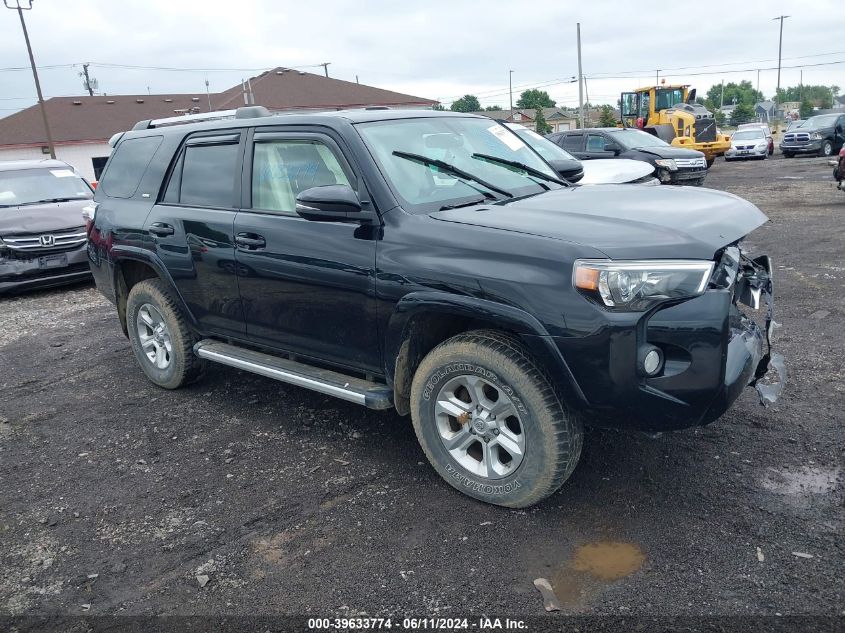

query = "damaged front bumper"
[[557, 246, 786, 432]]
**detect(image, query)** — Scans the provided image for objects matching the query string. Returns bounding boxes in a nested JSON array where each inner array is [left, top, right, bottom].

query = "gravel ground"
[[1, 154, 842, 628]]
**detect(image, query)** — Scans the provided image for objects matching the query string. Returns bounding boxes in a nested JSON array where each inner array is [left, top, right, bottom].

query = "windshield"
[[508, 126, 578, 162], [732, 129, 765, 140], [655, 88, 685, 110], [0, 167, 92, 208], [803, 114, 839, 130], [357, 117, 560, 212], [606, 129, 669, 149]]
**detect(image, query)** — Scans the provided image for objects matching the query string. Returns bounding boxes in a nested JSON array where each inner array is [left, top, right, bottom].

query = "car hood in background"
[[578, 159, 654, 184], [0, 199, 89, 235], [430, 185, 767, 260], [631, 145, 705, 160]]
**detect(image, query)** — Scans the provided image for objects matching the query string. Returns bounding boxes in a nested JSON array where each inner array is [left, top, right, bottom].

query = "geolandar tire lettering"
[[410, 329, 583, 508]]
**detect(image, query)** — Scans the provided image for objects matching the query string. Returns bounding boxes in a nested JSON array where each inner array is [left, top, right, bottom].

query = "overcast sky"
[[0, 0, 842, 117]]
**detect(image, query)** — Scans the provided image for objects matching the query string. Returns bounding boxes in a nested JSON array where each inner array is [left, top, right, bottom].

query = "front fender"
[[384, 291, 588, 409]]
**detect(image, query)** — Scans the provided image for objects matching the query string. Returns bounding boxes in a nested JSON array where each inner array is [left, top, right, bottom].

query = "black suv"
[[0, 159, 93, 292], [780, 113, 845, 158], [88, 107, 783, 508], [548, 127, 708, 185]]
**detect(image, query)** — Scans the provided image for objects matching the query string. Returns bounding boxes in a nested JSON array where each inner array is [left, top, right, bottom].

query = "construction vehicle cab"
[[621, 83, 731, 167]]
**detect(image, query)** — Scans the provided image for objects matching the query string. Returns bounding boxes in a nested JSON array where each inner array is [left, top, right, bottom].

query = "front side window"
[[586, 134, 608, 152], [100, 135, 162, 198], [509, 126, 578, 162], [607, 129, 669, 149], [0, 167, 92, 208], [179, 143, 239, 207], [357, 117, 559, 212], [252, 140, 351, 214]]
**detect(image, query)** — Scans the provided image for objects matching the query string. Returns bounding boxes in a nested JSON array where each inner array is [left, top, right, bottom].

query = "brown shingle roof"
[[215, 68, 436, 111], [0, 69, 437, 147]]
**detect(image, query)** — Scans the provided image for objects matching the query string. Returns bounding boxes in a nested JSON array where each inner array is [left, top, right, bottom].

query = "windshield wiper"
[[438, 195, 493, 211], [392, 151, 514, 199], [15, 197, 81, 207], [471, 153, 567, 187]]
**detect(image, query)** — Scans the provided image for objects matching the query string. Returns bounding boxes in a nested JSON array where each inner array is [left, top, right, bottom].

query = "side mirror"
[[295, 185, 364, 222], [605, 143, 622, 155], [547, 158, 584, 183]]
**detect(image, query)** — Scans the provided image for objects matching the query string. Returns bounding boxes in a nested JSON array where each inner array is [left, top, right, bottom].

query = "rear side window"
[[586, 134, 608, 152], [100, 136, 162, 198], [165, 140, 240, 208], [562, 134, 583, 151]]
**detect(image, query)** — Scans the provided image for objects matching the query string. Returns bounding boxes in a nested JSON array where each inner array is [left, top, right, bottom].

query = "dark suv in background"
[[0, 159, 93, 293], [780, 113, 845, 158], [87, 107, 782, 508], [548, 127, 708, 186]]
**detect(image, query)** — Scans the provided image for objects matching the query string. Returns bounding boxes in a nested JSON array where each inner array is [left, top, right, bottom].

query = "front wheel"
[[409, 330, 583, 508], [783, 152, 794, 159], [820, 140, 833, 157], [705, 157, 715, 169]]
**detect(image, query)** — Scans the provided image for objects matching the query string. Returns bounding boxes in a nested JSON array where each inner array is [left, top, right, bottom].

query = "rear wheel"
[[126, 278, 204, 389], [410, 330, 583, 508], [705, 157, 715, 169]]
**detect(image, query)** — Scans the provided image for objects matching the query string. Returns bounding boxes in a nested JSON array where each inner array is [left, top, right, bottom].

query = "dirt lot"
[[1, 153, 843, 627]]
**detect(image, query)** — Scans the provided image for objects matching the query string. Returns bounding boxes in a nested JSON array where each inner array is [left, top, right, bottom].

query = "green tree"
[[432, 103, 445, 111], [714, 109, 726, 126], [450, 95, 481, 112], [533, 108, 552, 135], [516, 89, 556, 110], [598, 104, 617, 127], [730, 103, 756, 126], [776, 85, 834, 109], [705, 80, 762, 109], [799, 98, 814, 118], [485, 105, 503, 111]]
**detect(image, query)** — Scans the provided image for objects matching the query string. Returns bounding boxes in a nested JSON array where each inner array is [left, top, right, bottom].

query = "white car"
[[504, 123, 657, 185], [725, 128, 769, 161]]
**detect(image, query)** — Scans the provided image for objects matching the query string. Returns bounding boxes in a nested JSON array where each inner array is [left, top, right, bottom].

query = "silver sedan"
[[725, 128, 769, 161]]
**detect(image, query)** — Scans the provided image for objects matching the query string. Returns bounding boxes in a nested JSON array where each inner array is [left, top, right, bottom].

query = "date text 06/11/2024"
[[307, 617, 528, 630]]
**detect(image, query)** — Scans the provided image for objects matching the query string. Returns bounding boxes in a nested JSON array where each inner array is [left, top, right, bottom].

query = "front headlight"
[[756, 142, 768, 149], [810, 132, 822, 140], [574, 259, 715, 311], [654, 159, 677, 171]]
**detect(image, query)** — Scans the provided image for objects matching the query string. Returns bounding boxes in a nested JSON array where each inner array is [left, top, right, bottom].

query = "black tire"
[[705, 157, 715, 169], [126, 278, 204, 389], [783, 152, 794, 159], [409, 330, 583, 508], [820, 140, 833, 157]]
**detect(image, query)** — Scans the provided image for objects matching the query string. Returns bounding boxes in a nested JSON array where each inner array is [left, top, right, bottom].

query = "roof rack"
[[132, 105, 273, 131]]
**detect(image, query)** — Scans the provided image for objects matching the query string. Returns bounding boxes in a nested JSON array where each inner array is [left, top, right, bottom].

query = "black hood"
[[430, 184, 767, 260], [0, 199, 89, 236], [630, 145, 705, 159]]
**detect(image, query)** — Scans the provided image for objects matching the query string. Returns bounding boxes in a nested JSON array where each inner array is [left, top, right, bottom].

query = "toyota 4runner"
[[87, 107, 785, 507]]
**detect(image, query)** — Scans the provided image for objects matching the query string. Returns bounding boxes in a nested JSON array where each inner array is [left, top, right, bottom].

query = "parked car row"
[[780, 113, 845, 158]]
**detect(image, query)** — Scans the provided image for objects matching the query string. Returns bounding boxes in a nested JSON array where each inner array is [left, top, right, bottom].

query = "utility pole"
[[576, 22, 584, 129], [655, 69, 660, 85], [320, 62, 330, 78], [584, 77, 590, 127], [756, 69, 760, 96], [81, 62, 94, 96], [508, 70, 514, 118], [720, 79, 725, 109], [5, 0, 55, 158], [205, 77, 212, 111], [772, 15, 790, 108]]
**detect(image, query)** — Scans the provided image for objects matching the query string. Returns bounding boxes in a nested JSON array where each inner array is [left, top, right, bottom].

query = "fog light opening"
[[640, 346, 664, 377]]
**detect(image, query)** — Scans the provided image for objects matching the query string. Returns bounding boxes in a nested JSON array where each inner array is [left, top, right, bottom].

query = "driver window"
[[639, 92, 651, 118], [586, 134, 608, 152], [252, 140, 351, 214]]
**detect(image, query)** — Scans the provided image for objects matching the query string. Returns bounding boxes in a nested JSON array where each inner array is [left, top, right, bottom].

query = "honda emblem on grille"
[[39, 234, 55, 246]]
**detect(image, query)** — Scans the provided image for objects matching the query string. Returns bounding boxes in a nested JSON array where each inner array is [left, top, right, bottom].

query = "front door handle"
[[149, 222, 175, 237], [235, 233, 266, 250]]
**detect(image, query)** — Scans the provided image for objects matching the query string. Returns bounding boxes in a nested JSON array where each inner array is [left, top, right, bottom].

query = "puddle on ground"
[[550, 541, 646, 608], [760, 466, 841, 495]]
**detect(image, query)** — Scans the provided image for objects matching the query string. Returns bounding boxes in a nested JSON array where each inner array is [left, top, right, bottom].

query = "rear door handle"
[[235, 233, 266, 250], [149, 222, 175, 237]]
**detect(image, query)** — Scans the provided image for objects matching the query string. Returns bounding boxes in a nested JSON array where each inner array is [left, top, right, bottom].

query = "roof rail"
[[131, 106, 273, 131]]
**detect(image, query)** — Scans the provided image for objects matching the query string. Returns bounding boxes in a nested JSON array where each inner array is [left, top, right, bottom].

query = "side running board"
[[193, 340, 393, 410]]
